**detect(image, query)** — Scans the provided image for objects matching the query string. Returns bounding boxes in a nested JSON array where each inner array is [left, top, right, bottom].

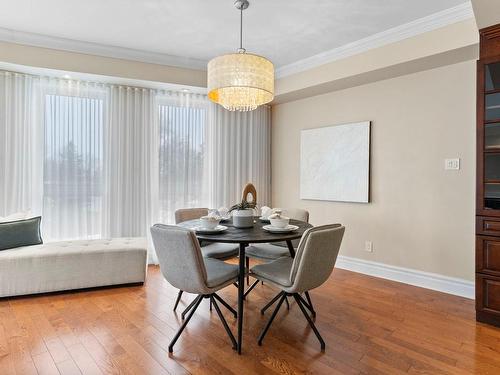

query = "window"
[[158, 104, 207, 222], [43, 94, 104, 240]]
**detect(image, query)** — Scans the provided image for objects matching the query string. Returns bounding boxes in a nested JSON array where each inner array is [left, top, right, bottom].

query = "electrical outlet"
[[364, 241, 373, 252], [445, 158, 460, 170]]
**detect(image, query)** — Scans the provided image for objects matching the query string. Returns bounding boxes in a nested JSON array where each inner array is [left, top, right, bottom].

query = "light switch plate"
[[445, 158, 460, 170]]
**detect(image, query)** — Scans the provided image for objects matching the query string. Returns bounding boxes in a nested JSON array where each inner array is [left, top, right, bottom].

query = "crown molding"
[[276, 2, 475, 79], [0, 2, 474, 77], [0, 27, 208, 71]]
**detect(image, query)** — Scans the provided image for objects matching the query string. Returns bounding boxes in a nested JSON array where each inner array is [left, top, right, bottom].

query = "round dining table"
[[177, 217, 312, 354]]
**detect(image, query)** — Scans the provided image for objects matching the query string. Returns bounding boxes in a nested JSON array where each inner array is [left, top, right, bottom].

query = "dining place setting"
[[189, 182, 302, 236], [193, 207, 301, 235], [150, 183, 345, 355]]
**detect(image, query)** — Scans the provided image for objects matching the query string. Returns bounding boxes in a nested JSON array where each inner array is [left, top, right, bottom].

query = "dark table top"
[[177, 217, 312, 244]]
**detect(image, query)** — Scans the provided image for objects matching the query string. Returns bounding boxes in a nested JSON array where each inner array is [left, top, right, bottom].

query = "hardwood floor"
[[1, 265, 499, 375]]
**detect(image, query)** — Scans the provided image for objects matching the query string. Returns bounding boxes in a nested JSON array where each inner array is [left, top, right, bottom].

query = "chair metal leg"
[[173, 290, 183, 311], [285, 296, 290, 310], [168, 295, 204, 352], [261, 291, 284, 315], [210, 296, 237, 350], [213, 293, 237, 318], [244, 279, 260, 298], [181, 294, 201, 320], [297, 293, 316, 318], [292, 294, 325, 351], [258, 294, 287, 346], [304, 291, 316, 317]]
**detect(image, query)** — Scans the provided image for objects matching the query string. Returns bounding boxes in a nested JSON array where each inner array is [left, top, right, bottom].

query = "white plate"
[[195, 225, 228, 234], [262, 224, 299, 233]]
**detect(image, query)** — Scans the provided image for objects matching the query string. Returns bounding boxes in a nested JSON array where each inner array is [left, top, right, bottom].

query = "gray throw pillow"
[[0, 216, 43, 250]]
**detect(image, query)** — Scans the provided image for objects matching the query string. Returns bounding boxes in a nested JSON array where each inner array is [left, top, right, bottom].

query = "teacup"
[[200, 215, 220, 230], [269, 213, 290, 229]]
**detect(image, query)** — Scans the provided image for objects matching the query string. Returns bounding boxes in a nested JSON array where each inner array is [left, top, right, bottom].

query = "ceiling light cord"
[[237, 1, 246, 53], [240, 7, 243, 52]]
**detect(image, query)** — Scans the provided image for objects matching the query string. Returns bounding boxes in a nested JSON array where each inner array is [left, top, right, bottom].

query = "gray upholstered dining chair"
[[250, 224, 345, 351], [173, 208, 239, 311], [151, 224, 239, 352], [244, 208, 310, 301], [246, 208, 310, 262]]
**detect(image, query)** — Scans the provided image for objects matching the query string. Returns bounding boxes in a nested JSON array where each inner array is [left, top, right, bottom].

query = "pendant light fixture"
[[207, 0, 274, 111]]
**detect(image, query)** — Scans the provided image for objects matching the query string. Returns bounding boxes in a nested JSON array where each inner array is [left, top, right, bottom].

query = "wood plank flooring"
[[1, 265, 500, 374]]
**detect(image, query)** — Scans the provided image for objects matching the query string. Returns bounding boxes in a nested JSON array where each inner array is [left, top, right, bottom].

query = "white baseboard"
[[335, 255, 474, 299]]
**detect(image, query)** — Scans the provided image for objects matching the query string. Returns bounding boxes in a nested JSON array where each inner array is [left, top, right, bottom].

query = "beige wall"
[[271, 60, 476, 281], [274, 19, 478, 103], [0, 41, 206, 88]]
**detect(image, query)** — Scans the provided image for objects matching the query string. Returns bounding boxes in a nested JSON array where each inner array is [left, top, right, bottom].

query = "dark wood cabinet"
[[476, 216, 500, 235], [476, 274, 500, 325], [476, 23, 500, 327], [476, 235, 500, 276]]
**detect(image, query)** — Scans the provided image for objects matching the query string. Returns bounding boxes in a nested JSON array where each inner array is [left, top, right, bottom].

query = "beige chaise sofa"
[[0, 237, 148, 298]]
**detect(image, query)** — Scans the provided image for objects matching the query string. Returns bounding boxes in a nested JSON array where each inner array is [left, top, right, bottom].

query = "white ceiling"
[[0, 0, 469, 70]]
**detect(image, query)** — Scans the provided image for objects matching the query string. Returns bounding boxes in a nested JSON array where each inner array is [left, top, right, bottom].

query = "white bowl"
[[200, 216, 220, 230], [270, 217, 290, 229]]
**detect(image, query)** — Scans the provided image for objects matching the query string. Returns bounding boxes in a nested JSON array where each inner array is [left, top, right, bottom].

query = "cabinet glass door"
[[486, 93, 500, 121], [485, 153, 500, 180], [485, 152, 500, 209], [486, 123, 500, 149], [485, 183, 500, 210], [486, 62, 500, 91]]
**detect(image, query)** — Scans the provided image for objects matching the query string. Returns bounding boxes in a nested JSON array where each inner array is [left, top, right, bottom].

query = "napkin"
[[260, 206, 273, 219], [217, 207, 230, 220]]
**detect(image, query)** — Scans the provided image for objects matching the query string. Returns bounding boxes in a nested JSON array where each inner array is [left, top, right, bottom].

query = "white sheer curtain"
[[1, 69, 272, 264], [157, 91, 208, 223], [205, 103, 271, 209], [41, 78, 107, 241], [0, 71, 43, 217], [103, 85, 158, 242]]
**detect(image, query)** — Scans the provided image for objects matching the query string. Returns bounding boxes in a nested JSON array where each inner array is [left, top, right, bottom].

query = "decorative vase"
[[232, 208, 254, 228]]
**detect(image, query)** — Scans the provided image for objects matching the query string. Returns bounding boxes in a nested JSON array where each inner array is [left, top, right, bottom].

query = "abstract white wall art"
[[300, 121, 370, 203]]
